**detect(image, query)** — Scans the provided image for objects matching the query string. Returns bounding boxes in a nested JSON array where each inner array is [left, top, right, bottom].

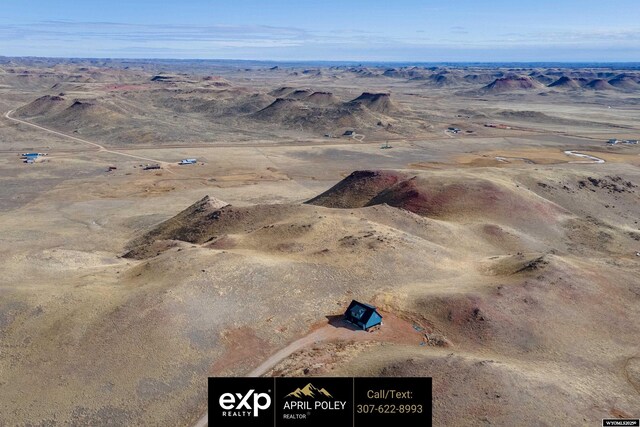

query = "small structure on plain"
[[343, 300, 383, 330]]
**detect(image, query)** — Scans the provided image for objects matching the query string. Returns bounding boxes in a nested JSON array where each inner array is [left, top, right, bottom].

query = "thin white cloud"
[[0, 19, 639, 60], [0, 20, 311, 47]]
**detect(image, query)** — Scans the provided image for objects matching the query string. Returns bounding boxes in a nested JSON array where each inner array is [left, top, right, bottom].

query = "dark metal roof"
[[343, 300, 382, 329]]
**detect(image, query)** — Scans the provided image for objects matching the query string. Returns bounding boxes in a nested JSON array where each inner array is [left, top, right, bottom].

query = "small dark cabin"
[[343, 300, 383, 330]]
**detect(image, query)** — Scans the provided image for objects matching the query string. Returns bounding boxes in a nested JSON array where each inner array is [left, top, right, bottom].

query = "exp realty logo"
[[276, 378, 352, 426], [209, 377, 274, 426], [209, 376, 431, 426]]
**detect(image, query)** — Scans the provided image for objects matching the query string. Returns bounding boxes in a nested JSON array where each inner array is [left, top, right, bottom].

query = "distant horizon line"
[[2, 55, 640, 67]]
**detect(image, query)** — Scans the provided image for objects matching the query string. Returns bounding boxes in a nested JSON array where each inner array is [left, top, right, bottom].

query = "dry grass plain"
[[0, 58, 639, 426]]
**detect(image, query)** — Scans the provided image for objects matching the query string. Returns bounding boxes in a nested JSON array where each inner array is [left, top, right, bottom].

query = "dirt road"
[[563, 150, 606, 164], [192, 313, 424, 427], [191, 329, 327, 427], [4, 109, 170, 166]]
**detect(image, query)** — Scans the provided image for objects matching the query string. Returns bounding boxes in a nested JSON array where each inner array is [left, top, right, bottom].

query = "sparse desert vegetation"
[[0, 57, 639, 426]]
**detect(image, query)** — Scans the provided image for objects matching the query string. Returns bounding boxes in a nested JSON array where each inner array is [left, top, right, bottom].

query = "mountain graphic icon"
[[285, 383, 333, 399]]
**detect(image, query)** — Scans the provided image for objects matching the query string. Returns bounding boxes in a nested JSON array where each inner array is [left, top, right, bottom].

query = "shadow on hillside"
[[326, 314, 361, 331]]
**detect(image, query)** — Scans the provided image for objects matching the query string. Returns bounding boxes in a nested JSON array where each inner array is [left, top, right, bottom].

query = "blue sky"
[[1, 0, 639, 61]]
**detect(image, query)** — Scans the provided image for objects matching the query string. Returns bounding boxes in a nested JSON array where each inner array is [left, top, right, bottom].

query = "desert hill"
[[306, 91, 339, 105], [463, 73, 499, 84], [347, 92, 396, 113], [285, 89, 314, 99], [306, 170, 572, 243], [17, 95, 130, 126], [585, 78, 616, 90], [306, 170, 410, 208], [608, 74, 640, 90], [269, 86, 296, 97], [163, 89, 274, 116], [202, 76, 232, 87], [252, 91, 398, 133], [383, 67, 429, 80], [427, 73, 458, 87], [528, 72, 555, 85], [483, 76, 543, 92], [129, 168, 640, 265], [15, 94, 67, 117], [345, 67, 381, 78], [54, 100, 128, 124], [548, 76, 583, 89]]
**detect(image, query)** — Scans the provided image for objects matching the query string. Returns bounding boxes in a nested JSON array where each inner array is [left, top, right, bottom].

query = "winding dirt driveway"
[[563, 150, 606, 164], [193, 313, 424, 427]]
